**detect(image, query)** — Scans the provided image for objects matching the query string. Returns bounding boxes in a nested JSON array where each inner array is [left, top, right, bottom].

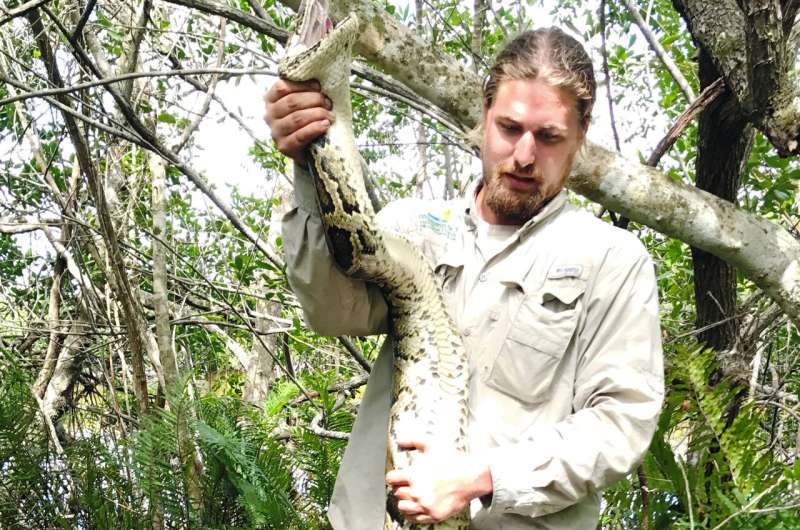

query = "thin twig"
[[338, 336, 372, 373], [0, 68, 276, 106], [173, 19, 227, 152], [646, 78, 725, 167], [621, 0, 696, 102], [0, 0, 50, 26], [288, 374, 369, 406], [600, 0, 621, 153], [637, 464, 651, 529], [677, 457, 695, 530]]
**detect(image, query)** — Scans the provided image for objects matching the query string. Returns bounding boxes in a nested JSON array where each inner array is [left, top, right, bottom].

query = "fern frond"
[[676, 343, 769, 493]]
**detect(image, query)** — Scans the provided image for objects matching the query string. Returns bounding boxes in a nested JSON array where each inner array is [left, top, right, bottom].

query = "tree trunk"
[[243, 297, 278, 406], [691, 51, 754, 350], [150, 153, 204, 512]]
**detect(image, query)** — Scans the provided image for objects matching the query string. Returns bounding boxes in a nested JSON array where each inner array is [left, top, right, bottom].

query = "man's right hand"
[[263, 79, 334, 164]]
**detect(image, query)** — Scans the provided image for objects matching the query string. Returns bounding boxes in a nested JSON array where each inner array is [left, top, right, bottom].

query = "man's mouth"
[[500, 172, 537, 192]]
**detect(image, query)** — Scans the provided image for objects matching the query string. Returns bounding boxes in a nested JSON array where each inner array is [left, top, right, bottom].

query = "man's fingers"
[[274, 119, 330, 162], [289, 119, 331, 149], [266, 79, 320, 103], [396, 439, 428, 452], [391, 486, 416, 501], [385, 469, 411, 487], [270, 107, 334, 139], [396, 499, 424, 516], [267, 91, 332, 122]]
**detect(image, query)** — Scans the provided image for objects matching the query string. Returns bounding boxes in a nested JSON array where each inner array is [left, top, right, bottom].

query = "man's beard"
[[481, 161, 548, 225]]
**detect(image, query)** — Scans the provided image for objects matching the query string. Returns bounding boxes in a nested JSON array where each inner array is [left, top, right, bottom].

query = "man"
[[265, 27, 664, 530]]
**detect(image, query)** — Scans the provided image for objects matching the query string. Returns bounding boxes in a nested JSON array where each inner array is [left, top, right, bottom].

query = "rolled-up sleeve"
[[487, 241, 664, 518], [282, 163, 389, 336]]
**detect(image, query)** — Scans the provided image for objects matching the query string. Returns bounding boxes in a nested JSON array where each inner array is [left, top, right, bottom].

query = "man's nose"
[[512, 131, 536, 168]]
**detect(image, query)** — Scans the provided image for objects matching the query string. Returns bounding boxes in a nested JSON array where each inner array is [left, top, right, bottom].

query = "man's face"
[[478, 78, 585, 225]]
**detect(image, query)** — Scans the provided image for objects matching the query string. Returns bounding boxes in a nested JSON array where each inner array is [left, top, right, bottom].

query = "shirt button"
[[479, 273, 487, 282], [463, 328, 472, 337]]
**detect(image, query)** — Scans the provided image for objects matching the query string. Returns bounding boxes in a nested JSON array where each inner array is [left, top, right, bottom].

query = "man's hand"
[[263, 79, 334, 164], [385, 439, 493, 525]]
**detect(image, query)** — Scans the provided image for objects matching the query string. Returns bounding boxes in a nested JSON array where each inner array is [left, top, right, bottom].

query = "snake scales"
[[279, 5, 470, 530]]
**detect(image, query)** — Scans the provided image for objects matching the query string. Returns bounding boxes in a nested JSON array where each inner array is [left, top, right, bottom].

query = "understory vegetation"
[[1, 0, 799, 528]]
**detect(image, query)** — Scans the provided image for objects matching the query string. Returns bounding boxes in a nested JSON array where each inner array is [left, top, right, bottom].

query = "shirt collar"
[[462, 179, 568, 237]]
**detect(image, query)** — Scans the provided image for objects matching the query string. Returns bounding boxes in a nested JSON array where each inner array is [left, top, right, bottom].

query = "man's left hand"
[[385, 439, 493, 525]]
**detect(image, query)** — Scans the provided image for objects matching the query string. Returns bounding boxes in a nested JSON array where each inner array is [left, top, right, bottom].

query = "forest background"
[[1, 0, 800, 528]]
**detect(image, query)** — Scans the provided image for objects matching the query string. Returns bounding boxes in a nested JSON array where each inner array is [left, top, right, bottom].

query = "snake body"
[[279, 8, 470, 530]]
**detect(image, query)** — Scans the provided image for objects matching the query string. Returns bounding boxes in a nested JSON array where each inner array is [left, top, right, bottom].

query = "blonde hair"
[[483, 27, 596, 130]]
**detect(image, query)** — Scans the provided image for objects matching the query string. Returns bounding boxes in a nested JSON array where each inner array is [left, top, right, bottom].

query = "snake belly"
[[279, 13, 470, 530]]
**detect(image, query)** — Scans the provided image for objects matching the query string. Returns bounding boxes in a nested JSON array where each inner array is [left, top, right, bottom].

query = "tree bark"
[[691, 51, 754, 350], [150, 153, 203, 512], [243, 297, 278, 406], [673, 0, 800, 155]]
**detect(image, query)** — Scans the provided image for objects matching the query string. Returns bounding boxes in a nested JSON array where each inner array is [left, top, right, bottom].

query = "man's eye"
[[538, 133, 561, 144], [499, 122, 519, 133]]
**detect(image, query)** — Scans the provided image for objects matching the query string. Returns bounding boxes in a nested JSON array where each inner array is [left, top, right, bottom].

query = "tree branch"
[[0, 67, 274, 106], [0, 0, 49, 26], [647, 78, 725, 166], [569, 143, 800, 326], [162, 0, 289, 42], [173, 17, 226, 152], [31, 6, 151, 414], [673, 0, 800, 154], [622, 0, 696, 102], [600, 0, 622, 153]]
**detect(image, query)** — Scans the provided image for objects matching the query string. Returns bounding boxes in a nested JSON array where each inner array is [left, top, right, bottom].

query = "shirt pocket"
[[486, 278, 585, 404]]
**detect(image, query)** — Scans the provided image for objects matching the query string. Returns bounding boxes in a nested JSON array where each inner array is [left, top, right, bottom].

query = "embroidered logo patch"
[[548, 265, 583, 279], [420, 212, 457, 240]]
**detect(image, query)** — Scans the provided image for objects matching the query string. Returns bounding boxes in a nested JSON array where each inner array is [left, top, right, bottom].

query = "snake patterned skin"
[[279, 8, 470, 530]]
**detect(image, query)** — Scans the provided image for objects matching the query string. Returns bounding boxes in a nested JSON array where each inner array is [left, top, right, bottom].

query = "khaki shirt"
[[282, 165, 664, 530]]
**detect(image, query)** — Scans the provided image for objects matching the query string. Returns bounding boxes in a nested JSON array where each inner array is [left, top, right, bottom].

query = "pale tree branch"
[[0, 72, 147, 144], [39, 4, 286, 271], [622, 0, 696, 102], [309, 394, 350, 439], [173, 17, 226, 152], [32, 253, 66, 399], [31, 6, 152, 414], [0, 219, 58, 233], [0, 0, 50, 26], [119, 0, 152, 99], [600, 0, 622, 153], [149, 152, 204, 509], [570, 144, 800, 326], [0, 67, 275, 106], [31, 160, 83, 401], [471, 0, 487, 73]]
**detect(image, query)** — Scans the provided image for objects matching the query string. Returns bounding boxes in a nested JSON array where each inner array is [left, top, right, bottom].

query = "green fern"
[[676, 343, 768, 493]]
